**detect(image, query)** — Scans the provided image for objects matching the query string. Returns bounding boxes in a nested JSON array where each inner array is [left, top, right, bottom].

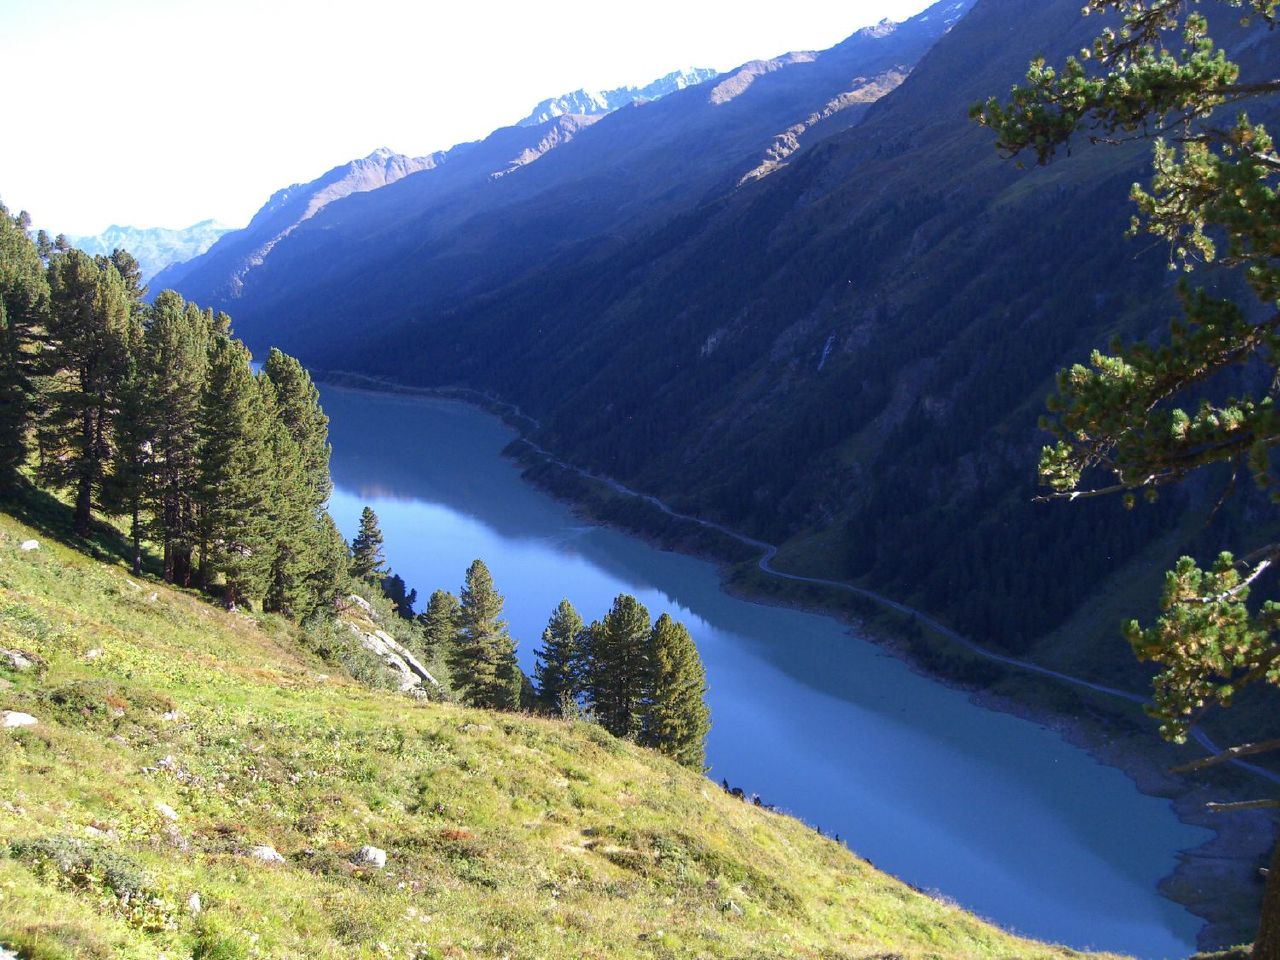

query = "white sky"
[[1, 0, 933, 235]]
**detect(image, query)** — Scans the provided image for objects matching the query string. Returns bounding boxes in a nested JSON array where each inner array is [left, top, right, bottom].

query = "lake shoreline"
[[312, 368, 1274, 952]]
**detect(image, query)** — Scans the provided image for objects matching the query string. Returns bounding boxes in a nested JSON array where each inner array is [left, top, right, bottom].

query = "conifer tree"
[[101, 316, 151, 575], [350, 506, 387, 582], [41, 250, 131, 535], [419, 589, 460, 656], [308, 513, 351, 613], [0, 204, 49, 487], [589, 594, 652, 738], [450, 559, 519, 710], [643, 614, 710, 770], [534, 598, 584, 714], [380, 572, 417, 619], [264, 347, 331, 507], [197, 337, 273, 607], [146, 293, 210, 585], [261, 377, 315, 617]]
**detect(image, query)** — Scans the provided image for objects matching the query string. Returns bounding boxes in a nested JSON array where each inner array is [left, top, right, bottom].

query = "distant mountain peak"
[[515, 66, 718, 127]]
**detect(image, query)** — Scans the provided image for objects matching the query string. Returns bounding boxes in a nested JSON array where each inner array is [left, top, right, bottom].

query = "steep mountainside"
[[170, 0, 969, 350], [151, 148, 445, 301], [294, 0, 1278, 686], [68, 220, 231, 284], [166, 0, 1279, 693], [515, 68, 719, 126], [0, 510, 1111, 960]]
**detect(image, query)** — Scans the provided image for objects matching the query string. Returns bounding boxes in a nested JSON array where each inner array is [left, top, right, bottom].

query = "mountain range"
[[69, 220, 231, 284], [162, 0, 1280, 701], [515, 67, 719, 126]]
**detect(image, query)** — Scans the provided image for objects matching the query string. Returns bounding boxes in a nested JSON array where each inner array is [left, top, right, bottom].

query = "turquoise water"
[[322, 384, 1210, 958]]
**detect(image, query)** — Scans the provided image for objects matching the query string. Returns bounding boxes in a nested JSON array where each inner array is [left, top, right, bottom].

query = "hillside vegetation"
[[0, 508, 1116, 960]]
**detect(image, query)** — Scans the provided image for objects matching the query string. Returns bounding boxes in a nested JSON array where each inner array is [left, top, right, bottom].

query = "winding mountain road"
[[515, 435, 1280, 787]]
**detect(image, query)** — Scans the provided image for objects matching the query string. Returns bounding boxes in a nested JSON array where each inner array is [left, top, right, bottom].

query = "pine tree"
[[643, 614, 710, 770], [40, 250, 132, 535], [146, 293, 210, 585], [588, 594, 652, 738], [0, 204, 49, 487], [450, 559, 519, 710], [197, 337, 273, 607], [378, 573, 417, 619], [974, 5, 1280, 952], [419, 589, 460, 655], [261, 376, 315, 617], [534, 598, 584, 714], [307, 513, 350, 614], [101, 316, 151, 575], [350, 506, 387, 582], [263, 348, 331, 507]]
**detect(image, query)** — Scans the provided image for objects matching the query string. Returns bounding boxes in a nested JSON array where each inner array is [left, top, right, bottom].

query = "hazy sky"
[[1, 0, 933, 235]]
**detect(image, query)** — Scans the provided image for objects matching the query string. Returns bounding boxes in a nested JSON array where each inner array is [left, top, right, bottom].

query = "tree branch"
[[1171, 737, 1280, 774]]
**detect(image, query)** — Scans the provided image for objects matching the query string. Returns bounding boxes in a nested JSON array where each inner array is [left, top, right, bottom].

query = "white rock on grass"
[[19, 539, 38, 551], [85, 648, 102, 661], [188, 891, 202, 915], [247, 844, 285, 865], [352, 844, 387, 869], [154, 802, 179, 822], [0, 649, 35, 671], [2, 711, 37, 729]]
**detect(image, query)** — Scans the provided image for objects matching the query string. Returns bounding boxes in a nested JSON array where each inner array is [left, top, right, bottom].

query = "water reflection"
[[322, 384, 1210, 959]]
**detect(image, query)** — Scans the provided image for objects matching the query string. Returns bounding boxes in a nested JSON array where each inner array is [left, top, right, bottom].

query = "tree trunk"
[[74, 409, 94, 537], [130, 503, 141, 577], [1256, 840, 1280, 960]]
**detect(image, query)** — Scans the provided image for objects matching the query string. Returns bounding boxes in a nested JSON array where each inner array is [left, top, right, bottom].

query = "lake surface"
[[322, 383, 1210, 959]]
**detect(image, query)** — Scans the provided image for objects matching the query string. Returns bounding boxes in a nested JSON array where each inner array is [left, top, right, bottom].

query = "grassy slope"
[[0, 508, 1119, 960]]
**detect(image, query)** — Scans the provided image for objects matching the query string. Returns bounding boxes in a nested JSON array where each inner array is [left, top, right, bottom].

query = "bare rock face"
[[343, 599, 439, 692], [2, 711, 38, 729], [352, 844, 387, 869]]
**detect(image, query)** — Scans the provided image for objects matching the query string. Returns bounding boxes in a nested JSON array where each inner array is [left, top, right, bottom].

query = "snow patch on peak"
[[516, 66, 718, 127]]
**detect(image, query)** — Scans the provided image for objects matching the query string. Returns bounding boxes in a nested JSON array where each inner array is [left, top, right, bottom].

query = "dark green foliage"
[[643, 613, 710, 769], [263, 347, 331, 506], [976, 2, 1280, 954], [100, 322, 150, 575], [534, 598, 584, 714], [198, 337, 274, 607], [146, 292, 210, 585], [350, 505, 387, 582], [380, 572, 417, 619], [39, 250, 133, 536], [587, 594, 652, 738], [9, 835, 153, 903], [0, 203, 48, 487], [450, 559, 519, 710], [418, 589, 460, 658]]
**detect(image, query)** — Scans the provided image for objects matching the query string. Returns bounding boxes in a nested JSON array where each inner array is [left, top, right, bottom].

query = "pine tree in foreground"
[[450, 559, 519, 710], [350, 506, 387, 582], [0, 205, 48, 488], [40, 249, 132, 536], [534, 598, 584, 715], [197, 337, 274, 607], [643, 613, 710, 770], [146, 293, 211, 586], [588, 594, 652, 738]]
